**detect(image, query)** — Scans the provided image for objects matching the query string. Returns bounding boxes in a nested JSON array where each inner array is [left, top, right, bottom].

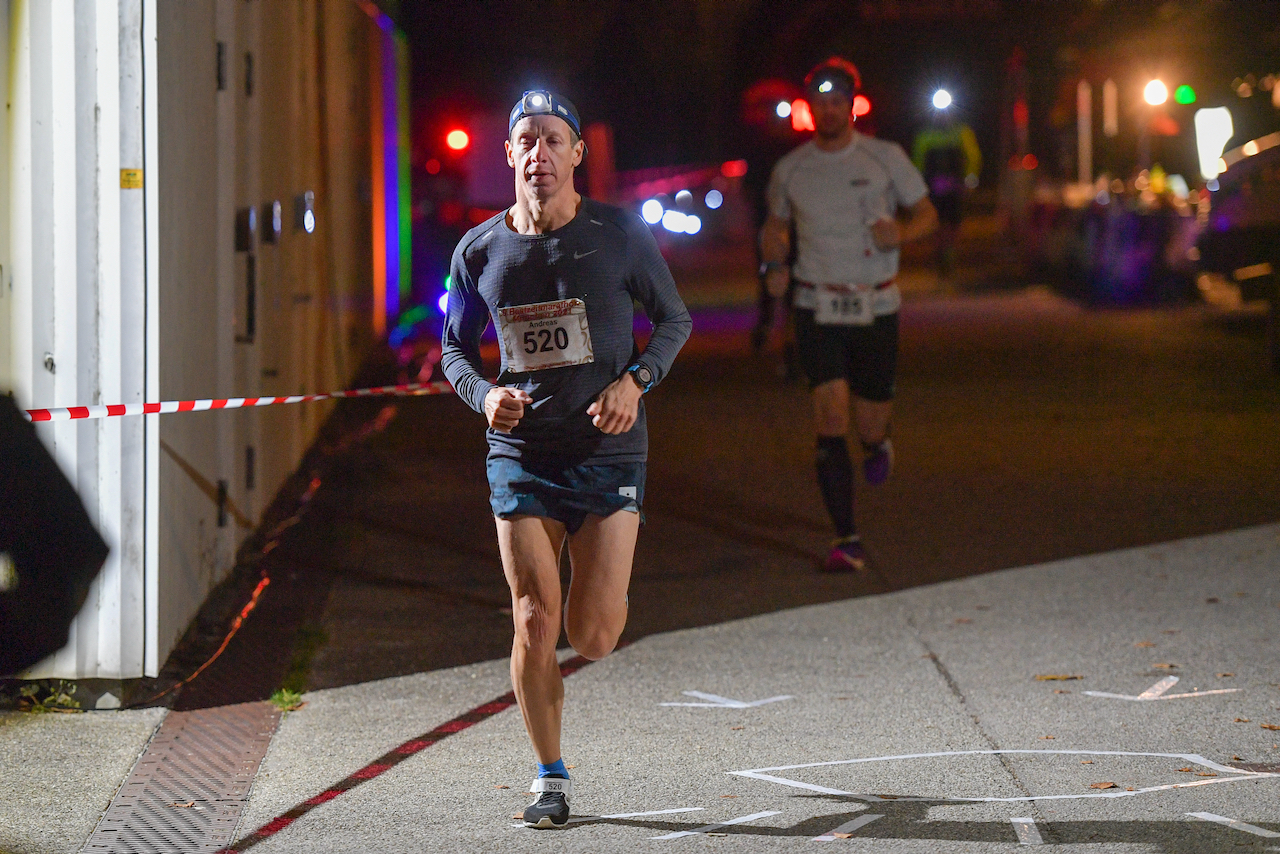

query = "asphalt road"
[[299, 234, 1280, 692]]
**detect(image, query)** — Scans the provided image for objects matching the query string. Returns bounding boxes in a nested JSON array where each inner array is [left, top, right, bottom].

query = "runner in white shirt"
[[759, 58, 938, 573]]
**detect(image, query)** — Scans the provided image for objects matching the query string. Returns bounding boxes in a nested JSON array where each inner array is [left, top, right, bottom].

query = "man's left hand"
[[870, 215, 901, 251], [587, 375, 642, 434]]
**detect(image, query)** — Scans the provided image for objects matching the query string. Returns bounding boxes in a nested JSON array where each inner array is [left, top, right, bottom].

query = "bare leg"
[[496, 515, 567, 764], [853, 397, 892, 445], [812, 378, 850, 437], [564, 509, 640, 660]]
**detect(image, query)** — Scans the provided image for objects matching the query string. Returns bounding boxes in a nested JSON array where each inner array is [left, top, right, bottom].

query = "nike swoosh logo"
[[573, 249, 598, 260]]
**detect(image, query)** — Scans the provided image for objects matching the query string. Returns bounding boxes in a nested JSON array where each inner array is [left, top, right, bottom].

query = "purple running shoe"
[[863, 438, 894, 486]]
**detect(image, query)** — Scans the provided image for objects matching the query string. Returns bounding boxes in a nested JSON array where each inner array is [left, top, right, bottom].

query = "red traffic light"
[[445, 129, 470, 151]]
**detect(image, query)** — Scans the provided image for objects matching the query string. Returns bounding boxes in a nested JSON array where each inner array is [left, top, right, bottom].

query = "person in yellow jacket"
[[912, 100, 981, 276]]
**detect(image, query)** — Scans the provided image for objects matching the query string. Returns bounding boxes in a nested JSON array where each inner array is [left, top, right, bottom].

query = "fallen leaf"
[[1235, 718, 1252, 723], [1206, 597, 1220, 603], [1081, 760, 1094, 765], [1233, 755, 1245, 761], [1089, 782, 1117, 789], [1196, 772, 1217, 777], [1054, 689, 1071, 694], [878, 795, 899, 800], [955, 618, 973, 624], [1135, 641, 1156, 648], [1040, 735, 1056, 740], [721, 794, 737, 798], [169, 801, 195, 808], [1153, 663, 1178, 670], [1035, 674, 1083, 681], [1262, 723, 1280, 731], [1217, 673, 1235, 678], [512, 813, 523, 820], [833, 832, 854, 839], [835, 697, 851, 701], [731, 726, 744, 731], [1126, 787, 1135, 791], [1176, 767, 1193, 772], [494, 785, 509, 789], [565, 764, 576, 769], [706, 832, 728, 837]]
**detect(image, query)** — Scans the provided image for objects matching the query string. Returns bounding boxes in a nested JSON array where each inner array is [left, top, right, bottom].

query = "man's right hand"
[[764, 264, 790, 298], [484, 387, 533, 433]]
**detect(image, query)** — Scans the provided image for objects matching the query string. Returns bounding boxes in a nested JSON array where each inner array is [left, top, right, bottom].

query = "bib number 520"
[[523, 326, 571, 354], [498, 298, 594, 372]]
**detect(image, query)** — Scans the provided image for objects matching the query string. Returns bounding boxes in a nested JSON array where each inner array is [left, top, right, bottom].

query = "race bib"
[[813, 284, 874, 326], [497, 298, 594, 373]]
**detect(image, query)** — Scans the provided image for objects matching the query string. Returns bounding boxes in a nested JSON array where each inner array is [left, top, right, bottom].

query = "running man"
[[759, 58, 937, 573], [440, 89, 691, 828]]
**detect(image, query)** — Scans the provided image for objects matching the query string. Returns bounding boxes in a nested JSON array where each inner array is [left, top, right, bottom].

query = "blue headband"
[[509, 90, 582, 137]]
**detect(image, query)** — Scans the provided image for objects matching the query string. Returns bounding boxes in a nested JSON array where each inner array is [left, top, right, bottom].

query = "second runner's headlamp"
[[509, 89, 582, 138]]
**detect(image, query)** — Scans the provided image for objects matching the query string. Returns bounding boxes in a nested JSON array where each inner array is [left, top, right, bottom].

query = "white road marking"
[[727, 750, 1279, 803], [813, 813, 883, 841], [1083, 675, 1241, 701], [660, 690, 794, 709], [649, 809, 782, 840], [1011, 817, 1044, 844], [1188, 812, 1280, 838]]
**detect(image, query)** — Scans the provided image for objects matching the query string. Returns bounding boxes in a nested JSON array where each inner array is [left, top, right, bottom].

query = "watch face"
[[637, 366, 653, 384]]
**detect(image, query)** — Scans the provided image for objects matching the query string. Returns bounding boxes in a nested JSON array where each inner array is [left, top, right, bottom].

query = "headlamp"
[[509, 89, 582, 137], [818, 80, 833, 94]]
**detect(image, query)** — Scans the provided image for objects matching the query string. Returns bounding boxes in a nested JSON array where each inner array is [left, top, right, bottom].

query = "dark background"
[[401, 0, 1280, 181]]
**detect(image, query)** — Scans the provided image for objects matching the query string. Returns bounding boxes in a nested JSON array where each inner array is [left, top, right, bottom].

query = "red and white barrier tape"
[[24, 381, 455, 423]]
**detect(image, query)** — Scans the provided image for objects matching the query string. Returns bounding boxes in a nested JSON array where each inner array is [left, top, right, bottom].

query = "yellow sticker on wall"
[[120, 169, 143, 189]]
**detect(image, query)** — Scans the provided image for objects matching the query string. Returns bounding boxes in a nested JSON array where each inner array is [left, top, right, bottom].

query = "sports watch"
[[627, 363, 654, 393]]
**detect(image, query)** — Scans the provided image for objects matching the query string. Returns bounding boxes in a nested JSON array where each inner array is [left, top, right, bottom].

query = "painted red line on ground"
[[350, 762, 392, 780], [435, 720, 471, 734], [473, 701, 514, 715], [304, 790, 343, 806], [221, 655, 592, 852]]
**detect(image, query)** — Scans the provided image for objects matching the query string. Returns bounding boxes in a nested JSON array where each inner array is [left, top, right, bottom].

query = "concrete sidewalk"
[[10, 523, 1277, 853]]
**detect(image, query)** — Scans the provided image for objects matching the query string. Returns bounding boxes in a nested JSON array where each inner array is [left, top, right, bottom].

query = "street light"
[[932, 89, 952, 110], [1143, 79, 1168, 106]]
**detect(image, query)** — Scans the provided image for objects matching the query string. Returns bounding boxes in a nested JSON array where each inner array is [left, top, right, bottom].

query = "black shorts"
[[487, 456, 645, 534], [931, 191, 963, 226], [794, 309, 898, 401]]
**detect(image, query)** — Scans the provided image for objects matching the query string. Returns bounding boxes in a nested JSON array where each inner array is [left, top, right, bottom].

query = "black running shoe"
[[523, 776, 571, 828]]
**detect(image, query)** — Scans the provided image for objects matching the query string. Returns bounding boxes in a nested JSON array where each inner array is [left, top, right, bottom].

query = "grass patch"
[[268, 624, 327, 713]]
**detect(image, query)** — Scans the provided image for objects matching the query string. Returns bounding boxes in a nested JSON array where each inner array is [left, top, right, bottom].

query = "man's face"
[[506, 115, 584, 201], [811, 90, 854, 140]]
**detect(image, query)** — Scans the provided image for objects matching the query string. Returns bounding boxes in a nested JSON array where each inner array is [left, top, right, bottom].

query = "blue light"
[[437, 291, 449, 314], [683, 215, 702, 235], [704, 189, 723, 209], [661, 210, 687, 233], [641, 199, 663, 224]]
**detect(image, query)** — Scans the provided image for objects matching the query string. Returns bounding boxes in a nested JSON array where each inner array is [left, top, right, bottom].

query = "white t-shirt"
[[767, 132, 928, 315]]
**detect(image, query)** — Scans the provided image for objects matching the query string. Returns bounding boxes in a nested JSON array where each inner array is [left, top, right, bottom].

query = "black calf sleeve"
[[815, 436, 855, 538]]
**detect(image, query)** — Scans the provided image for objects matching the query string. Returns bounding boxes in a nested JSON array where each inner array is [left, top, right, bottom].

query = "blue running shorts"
[[487, 457, 645, 534]]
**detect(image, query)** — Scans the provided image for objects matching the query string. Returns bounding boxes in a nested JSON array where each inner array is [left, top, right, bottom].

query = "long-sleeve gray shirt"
[[440, 198, 691, 465]]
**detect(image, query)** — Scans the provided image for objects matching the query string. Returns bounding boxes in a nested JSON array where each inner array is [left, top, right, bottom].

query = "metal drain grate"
[[83, 702, 280, 853]]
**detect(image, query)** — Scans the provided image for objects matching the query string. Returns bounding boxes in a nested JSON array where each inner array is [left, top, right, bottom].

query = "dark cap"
[[804, 57, 862, 99], [509, 90, 582, 137]]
